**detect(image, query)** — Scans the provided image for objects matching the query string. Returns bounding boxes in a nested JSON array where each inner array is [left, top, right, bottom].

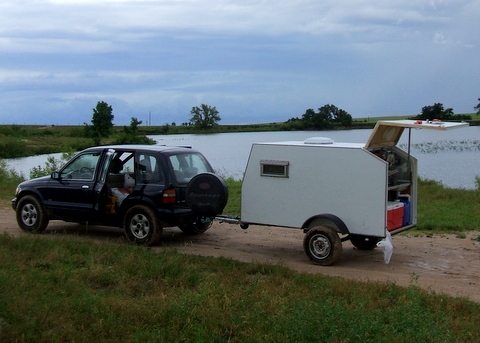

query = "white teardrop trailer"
[[218, 120, 468, 265]]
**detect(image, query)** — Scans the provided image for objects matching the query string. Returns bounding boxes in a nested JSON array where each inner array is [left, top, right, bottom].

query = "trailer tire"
[[303, 225, 342, 266], [349, 234, 379, 250]]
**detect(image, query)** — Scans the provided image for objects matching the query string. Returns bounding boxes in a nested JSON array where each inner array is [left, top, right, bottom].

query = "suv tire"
[[186, 173, 228, 217], [16, 195, 49, 233], [179, 220, 213, 235], [124, 205, 162, 246]]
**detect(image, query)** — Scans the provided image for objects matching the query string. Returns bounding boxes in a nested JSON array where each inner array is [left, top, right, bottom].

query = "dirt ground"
[[3, 207, 480, 302]]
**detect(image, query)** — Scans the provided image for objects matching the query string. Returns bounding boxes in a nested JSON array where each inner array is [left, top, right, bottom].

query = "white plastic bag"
[[111, 188, 128, 206], [376, 231, 393, 264]]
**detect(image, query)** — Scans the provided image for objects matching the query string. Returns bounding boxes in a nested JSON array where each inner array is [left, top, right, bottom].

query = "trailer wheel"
[[303, 225, 342, 266], [349, 234, 379, 250], [124, 205, 162, 246]]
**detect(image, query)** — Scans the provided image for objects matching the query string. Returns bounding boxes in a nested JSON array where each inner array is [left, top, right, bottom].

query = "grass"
[[1, 234, 479, 342], [415, 178, 480, 233], [222, 176, 242, 216]]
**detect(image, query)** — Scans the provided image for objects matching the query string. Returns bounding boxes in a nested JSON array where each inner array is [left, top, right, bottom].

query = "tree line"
[[84, 96, 480, 145], [183, 98, 480, 131]]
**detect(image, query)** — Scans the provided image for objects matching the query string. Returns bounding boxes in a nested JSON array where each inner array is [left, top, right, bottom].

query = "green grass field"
[[1, 234, 479, 342]]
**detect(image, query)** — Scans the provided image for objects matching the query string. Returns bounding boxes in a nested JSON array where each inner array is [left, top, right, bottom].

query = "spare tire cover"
[[186, 173, 228, 217]]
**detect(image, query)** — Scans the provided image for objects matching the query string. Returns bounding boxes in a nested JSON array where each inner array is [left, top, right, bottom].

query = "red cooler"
[[387, 201, 404, 231]]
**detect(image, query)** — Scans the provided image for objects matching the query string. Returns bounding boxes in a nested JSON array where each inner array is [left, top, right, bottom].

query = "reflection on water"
[[5, 126, 480, 189]]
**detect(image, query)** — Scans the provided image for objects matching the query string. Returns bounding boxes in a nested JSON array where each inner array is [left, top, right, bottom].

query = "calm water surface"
[[7, 126, 480, 189]]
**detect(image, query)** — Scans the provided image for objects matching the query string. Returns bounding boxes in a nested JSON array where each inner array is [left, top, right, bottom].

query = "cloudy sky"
[[1, 0, 479, 125]]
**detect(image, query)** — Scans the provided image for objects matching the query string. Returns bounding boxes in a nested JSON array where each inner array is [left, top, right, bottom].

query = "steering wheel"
[[79, 167, 94, 178]]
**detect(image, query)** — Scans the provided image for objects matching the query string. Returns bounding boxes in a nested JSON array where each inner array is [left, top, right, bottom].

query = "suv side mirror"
[[51, 172, 60, 180]]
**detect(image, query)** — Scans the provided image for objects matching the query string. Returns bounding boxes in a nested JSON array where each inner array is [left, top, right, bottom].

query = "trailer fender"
[[302, 214, 349, 235]]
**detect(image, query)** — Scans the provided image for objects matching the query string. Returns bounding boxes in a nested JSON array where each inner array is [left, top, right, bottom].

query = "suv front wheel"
[[16, 195, 49, 233], [124, 205, 162, 246]]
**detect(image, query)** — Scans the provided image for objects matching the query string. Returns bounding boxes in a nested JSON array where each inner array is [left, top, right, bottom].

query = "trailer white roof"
[[254, 139, 365, 148]]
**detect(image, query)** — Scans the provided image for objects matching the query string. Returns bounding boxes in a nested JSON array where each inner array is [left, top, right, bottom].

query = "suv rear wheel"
[[179, 220, 212, 235], [124, 205, 162, 246]]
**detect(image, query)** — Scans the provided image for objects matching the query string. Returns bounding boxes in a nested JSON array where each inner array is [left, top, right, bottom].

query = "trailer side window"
[[260, 160, 289, 178]]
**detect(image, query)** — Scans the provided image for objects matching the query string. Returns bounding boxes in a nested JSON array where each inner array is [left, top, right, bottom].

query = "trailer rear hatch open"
[[365, 119, 469, 235], [365, 120, 469, 150]]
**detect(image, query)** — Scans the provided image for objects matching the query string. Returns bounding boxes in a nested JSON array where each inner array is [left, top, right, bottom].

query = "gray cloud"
[[0, 0, 479, 125]]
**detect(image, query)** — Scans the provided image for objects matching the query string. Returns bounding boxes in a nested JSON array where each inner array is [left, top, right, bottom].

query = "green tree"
[[116, 117, 155, 144], [474, 97, 480, 115], [298, 104, 352, 130], [413, 103, 471, 121], [86, 101, 114, 145], [190, 104, 221, 129], [415, 103, 454, 120]]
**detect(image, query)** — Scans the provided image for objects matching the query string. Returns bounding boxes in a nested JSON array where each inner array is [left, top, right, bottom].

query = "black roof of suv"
[[12, 144, 228, 245]]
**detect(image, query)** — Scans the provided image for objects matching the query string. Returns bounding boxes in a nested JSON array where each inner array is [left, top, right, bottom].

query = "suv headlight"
[[15, 186, 22, 196]]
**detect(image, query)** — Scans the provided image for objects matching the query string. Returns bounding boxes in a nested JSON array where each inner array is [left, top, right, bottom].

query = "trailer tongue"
[[218, 120, 468, 266]]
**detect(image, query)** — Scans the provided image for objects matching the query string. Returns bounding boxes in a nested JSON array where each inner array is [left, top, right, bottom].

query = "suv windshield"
[[60, 152, 101, 180], [168, 152, 213, 184]]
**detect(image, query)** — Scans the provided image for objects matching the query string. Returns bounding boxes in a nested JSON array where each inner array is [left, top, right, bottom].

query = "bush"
[[29, 152, 75, 179], [0, 139, 28, 158], [0, 159, 25, 203]]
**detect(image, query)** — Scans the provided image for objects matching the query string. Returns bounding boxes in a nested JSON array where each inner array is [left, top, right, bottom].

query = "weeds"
[[415, 178, 480, 233], [0, 160, 24, 206], [29, 151, 75, 179]]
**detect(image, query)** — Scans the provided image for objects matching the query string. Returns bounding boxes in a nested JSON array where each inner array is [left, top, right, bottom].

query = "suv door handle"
[[82, 185, 90, 189]]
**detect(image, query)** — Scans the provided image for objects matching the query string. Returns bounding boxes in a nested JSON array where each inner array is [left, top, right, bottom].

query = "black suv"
[[12, 145, 228, 245]]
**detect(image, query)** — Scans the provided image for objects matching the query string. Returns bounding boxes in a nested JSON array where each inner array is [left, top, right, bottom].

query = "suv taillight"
[[162, 188, 176, 205]]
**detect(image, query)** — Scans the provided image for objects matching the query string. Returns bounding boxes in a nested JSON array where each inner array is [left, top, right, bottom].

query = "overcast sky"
[[1, 0, 479, 126]]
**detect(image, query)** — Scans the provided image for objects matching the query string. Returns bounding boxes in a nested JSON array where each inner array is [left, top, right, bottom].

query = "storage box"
[[398, 194, 411, 226], [387, 201, 404, 231], [106, 196, 117, 214]]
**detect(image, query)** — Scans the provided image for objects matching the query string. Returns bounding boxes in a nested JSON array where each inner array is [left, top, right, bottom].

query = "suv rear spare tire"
[[186, 173, 228, 217]]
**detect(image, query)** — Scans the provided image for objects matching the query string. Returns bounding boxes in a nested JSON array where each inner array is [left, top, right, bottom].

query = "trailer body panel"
[[241, 142, 389, 236]]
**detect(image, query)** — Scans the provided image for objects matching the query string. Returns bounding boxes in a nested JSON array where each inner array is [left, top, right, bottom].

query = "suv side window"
[[136, 154, 164, 184], [60, 152, 100, 180], [169, 152, 212, 184]]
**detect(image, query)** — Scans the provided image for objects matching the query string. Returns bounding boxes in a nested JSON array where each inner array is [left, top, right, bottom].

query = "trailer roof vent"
[[304, 137, 334, 145]]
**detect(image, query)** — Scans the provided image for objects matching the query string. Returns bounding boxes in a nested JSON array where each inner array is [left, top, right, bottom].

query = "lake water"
[[6, 126, 480, 189]]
